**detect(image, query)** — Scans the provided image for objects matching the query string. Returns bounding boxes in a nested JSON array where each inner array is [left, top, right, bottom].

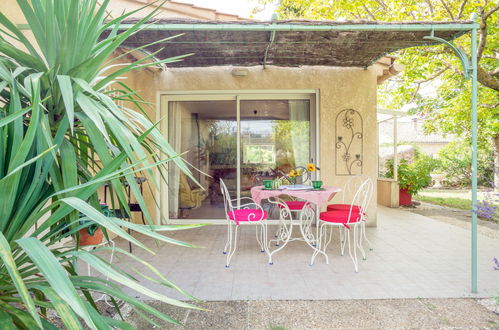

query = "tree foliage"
[[436, 139, 495, 186], [273, 120, 310, 170], [259, 0, 499, 185]]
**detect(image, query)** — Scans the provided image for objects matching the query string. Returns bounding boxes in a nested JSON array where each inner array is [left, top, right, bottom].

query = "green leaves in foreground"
[[17, 237, 99, 329], [0, 233, 43, 329], [0, 0, 204, 328]]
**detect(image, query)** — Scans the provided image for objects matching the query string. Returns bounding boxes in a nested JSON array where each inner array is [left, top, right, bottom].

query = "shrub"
[[436, 140, 494, 187], [0, 0, 201, 327], [476, 168, 499, 221], [385, 154, 439, 195]]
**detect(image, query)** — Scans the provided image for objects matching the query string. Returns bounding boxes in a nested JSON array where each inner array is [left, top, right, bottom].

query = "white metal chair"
[[327, 174, 373, 253], [220, 179, 269, 267], [311, 178, 373, 272]]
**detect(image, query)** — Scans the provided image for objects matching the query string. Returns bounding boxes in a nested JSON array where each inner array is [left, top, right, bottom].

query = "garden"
[[382, 140, 498, 222]]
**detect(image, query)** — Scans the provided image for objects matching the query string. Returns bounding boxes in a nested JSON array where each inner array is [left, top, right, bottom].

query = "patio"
[[112, 206, 499, 301]]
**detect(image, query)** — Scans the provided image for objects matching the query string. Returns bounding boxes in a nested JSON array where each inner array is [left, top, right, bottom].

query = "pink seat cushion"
[[228, 209, 267, 225], [278, 201, 307, 210], [327, 204, 361, 212], [319, 210, 362, 229]]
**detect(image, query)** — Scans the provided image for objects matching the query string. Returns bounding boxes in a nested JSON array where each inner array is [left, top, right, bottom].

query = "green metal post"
[[112, 22, 477, 32], [470, 14, 478, 293]]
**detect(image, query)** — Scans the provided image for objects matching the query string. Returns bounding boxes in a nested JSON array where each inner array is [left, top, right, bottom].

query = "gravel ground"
[[108, 202, 499, 329], [123, 298, 499, 329]]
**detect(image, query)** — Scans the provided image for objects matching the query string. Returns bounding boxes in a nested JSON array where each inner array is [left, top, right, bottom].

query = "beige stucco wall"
[[377, 178, 399, 208], [1, 2, 381, 226], [0, 0, 37, 51], [415, 142, 449, 155], [126, 65, 380, 226], [0, 0, 25, 23]]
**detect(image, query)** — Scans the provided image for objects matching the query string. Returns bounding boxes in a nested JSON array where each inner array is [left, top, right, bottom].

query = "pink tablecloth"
[[250, 186, 341, 207]]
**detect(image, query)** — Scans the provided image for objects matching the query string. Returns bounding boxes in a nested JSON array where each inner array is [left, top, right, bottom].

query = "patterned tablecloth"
[[250, 185, 341, 206]]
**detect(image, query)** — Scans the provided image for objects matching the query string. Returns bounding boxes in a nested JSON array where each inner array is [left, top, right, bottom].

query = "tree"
[[0, 0, 201, 327], [258, 0, 499, 188]]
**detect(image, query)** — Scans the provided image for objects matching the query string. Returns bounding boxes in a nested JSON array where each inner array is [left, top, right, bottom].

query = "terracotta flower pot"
[[79, 227, 103, 246], [399, 188, 413, 206]]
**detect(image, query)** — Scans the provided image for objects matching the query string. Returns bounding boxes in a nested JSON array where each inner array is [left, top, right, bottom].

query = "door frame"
[[157, 89, 320, 224]]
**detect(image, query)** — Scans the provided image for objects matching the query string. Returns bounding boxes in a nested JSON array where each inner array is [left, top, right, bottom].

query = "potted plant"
[[78, 204, 114, 246], [385, 159, 431, 206], [79, 220, 104, 246]]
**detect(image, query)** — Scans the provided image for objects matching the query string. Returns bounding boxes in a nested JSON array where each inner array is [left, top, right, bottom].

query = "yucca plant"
[[0, 0, 202, 328]]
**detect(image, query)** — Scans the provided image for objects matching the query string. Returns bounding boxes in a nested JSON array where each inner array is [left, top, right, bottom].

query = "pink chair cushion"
[[319, 210, 362, 229], [327, 204, 362, 213], [278, 201, 307, 210], [228, 209, 268, 225]]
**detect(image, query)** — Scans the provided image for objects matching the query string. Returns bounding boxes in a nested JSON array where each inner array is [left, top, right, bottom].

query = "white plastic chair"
[[311, 178, 373, 272], [220, 179, 269, 267]]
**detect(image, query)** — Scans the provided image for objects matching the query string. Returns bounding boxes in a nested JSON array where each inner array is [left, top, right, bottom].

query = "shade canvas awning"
[[112, 18, 474, 68]]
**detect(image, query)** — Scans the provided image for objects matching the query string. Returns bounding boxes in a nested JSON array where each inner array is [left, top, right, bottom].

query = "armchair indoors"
[[178, 172, 207, 218]]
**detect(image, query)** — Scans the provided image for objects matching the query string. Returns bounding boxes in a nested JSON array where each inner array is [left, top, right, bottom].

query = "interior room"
[[166, 98, 314, 220]]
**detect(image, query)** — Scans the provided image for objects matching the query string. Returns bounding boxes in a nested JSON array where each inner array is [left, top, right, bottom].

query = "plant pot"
[[399, 188, 413, 206], [79, 227, 103, 246]]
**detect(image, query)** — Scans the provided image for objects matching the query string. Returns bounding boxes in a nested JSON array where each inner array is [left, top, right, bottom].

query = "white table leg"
[[264, 198, 333, 265], [266, 197, 293, 264], [299, 203, 329, 264]]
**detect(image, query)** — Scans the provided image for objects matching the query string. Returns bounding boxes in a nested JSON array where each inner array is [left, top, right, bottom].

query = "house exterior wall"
[[2, 2, 382, 226], [0, 0, 35, 51], [0, 0, 247, 24], [415, 142, 449, 155], [127, 65, 380, 226], [106, 0, 248, 21]]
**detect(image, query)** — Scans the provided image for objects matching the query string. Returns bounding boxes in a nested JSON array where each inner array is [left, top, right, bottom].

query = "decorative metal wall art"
[[335, 109, 363, 175]]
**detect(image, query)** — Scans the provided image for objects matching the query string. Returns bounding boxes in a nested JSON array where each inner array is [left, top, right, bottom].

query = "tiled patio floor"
[[112, 206, 499, 301]]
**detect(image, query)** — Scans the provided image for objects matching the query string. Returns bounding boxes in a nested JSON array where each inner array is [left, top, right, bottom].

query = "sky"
[[174, 0, 279, 20]]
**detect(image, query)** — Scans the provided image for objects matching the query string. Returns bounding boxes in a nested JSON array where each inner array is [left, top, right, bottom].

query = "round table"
[[250, 185, 341, 264]]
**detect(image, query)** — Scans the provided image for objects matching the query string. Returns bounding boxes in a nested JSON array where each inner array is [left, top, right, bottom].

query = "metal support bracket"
[[263, 13, 278, 69], [423, 34, 471, 79]]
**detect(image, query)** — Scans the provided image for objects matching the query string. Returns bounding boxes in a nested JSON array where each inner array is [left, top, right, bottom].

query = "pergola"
[[116, 16, 481, 292], [377, 108, 409, 182]]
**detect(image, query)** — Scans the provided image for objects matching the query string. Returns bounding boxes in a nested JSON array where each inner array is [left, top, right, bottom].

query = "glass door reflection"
[[167, 100, 237, 219], [165, 96, 314, 221], [240, 99, 312, 219]]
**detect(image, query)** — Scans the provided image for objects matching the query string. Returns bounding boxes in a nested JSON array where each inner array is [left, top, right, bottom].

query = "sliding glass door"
[[161, 93, 316, 222]]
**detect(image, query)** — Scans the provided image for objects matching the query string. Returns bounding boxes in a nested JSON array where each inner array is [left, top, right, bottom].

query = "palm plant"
[[0, 0, 202, 328]]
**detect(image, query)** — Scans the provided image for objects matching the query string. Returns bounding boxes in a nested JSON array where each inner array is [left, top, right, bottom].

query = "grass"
[[415, 194, 472, 210], [269, 326, 287, 330], [415, 188, 498, 221]]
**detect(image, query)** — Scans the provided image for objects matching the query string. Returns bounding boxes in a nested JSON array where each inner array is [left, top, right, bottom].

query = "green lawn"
[[415, 188, 498, 221], [415, 194, 472, 210], [417, 188, 491, 201]]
